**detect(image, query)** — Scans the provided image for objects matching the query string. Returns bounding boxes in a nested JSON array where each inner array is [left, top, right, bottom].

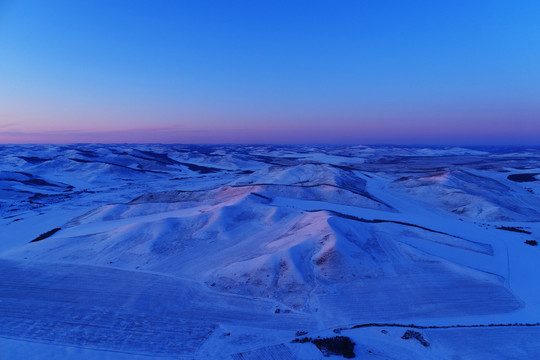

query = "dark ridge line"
[[134, 149, 179, 165], [129, 183, 394, 208], [2, 178, 61, 188], [14, 171, 34, 177], [255, 158, 364, 172], [75, 148, 99, 158], [250, 192, 272, 202], [403, 232, 492, 255], [127, 184, 261, 203], [174, 144, 225, 156], [128, 186, 231, 203], [17, 156, 52, 164], [270, 160, 362, 171], [246, 156, 362, 170], [175, 161, 224, 174], [329, 163, 364, 171], [333, 322, 540, 332], [229, 183, 392, 208], [314, 209, 463, 239], [248, 155, 302, 166], [69, 158, 169, 174], [130, 151, 224, 174], [131, 183, 381, 200], [128, 153, 176, 166]]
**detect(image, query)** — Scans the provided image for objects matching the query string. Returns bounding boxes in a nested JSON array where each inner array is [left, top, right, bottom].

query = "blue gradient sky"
[[1, 0, 539, 144]]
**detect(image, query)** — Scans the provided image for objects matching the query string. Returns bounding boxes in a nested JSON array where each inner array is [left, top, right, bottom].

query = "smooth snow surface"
[[1, 144, 540, 359]]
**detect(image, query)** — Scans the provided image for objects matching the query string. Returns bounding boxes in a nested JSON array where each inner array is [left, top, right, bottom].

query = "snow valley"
[[1, 144, 540, 359]]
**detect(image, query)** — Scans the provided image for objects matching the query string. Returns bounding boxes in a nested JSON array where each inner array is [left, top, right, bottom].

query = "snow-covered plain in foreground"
[[1, 144, 540, 359]]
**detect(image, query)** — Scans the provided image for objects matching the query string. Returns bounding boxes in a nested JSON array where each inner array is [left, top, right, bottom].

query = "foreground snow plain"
[[1, 144, 540, 359]]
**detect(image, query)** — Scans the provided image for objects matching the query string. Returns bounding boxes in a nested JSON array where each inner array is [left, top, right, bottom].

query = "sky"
[[0, 0, 539, 144]]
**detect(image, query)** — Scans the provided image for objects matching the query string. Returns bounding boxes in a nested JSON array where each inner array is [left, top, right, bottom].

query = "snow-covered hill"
[[1, 144, 540, 359]]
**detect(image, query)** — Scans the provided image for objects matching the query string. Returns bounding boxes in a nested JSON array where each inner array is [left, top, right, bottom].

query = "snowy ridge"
[[1, 144, 540, 359]]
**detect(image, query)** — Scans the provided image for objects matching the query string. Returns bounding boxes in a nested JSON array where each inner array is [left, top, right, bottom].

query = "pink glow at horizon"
[[2, 93, 540, 145], [2, 117, 540, 145]]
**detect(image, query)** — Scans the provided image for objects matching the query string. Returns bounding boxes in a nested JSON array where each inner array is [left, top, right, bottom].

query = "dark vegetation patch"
[[401, 330, 430, 347], [496, 226, 532, 234], [291, 337, 311, 343], [332, 322, 540, 333], [30, 228, 61, 243], [525, 240, 538, 246], [292, 336, 356, 358], [313, 336, 356, 358], [507, 173, 539, 182]]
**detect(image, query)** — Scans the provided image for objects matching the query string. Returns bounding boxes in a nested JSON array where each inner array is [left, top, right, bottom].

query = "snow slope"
[[1, 144, 540, 359]]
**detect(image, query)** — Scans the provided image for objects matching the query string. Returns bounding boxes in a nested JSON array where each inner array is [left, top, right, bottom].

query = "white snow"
[[1, 144, 540, 359]]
